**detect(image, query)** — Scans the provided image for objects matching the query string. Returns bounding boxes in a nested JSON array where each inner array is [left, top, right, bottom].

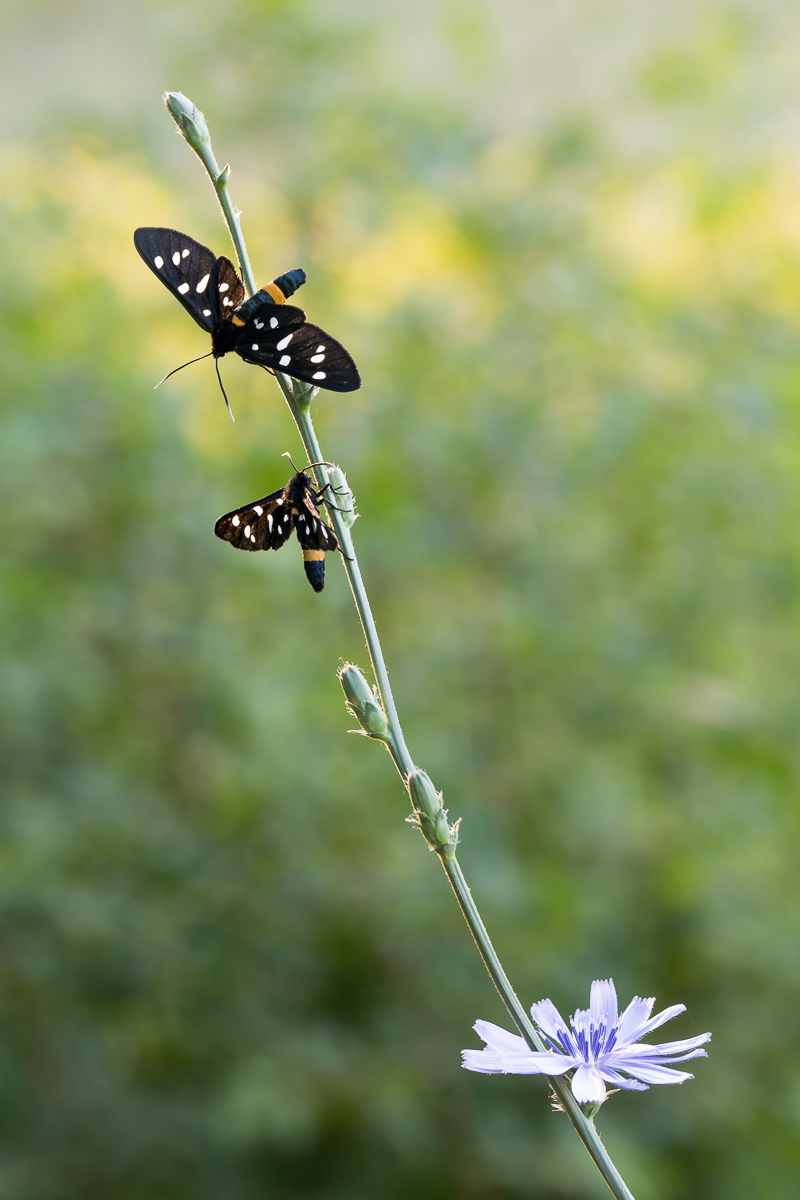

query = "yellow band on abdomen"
[[264, 282, 287, 304]]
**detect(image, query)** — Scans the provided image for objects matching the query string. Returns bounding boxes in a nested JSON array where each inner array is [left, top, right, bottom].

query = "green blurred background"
[[2, 1, 800, 1196]]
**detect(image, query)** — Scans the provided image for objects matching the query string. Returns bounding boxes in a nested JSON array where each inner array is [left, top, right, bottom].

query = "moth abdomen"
[[237, 269, 307, 319], [302, 548, 326, 593]]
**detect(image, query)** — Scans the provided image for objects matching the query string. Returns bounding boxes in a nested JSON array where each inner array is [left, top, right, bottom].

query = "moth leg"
[[314, 482, 349, 512]]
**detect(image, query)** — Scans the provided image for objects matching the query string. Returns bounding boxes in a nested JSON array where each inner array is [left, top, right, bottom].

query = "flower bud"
[[327, 466, 357, 528], [407, 769, 440, 820], [338, 663, 389, 738], [407, 769, 457, 852], [163, 91, 212, 156]]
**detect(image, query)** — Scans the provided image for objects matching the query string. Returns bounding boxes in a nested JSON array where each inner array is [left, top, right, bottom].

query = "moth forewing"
[[214, 487, 292, 553], [133, 227, 219, 332]]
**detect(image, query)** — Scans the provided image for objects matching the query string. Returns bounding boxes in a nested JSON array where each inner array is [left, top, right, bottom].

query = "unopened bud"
[[407, 769, 457, 852], [163, 92, 212, 155], [408, 769, 440, 820], [338, 663, 389, 738], [327, 465, 357, 528]]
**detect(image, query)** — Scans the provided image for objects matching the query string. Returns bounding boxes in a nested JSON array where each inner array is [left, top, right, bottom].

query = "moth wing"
[[134, 227, 220, 332], [214, 487, 295, 552], [215, 257, 246, 318], [295, 490, 339, 551], [232, 304, 361, 392]]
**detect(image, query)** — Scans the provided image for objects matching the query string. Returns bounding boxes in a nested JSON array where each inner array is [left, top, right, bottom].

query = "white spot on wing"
[[182, 248, 190, 258], [219, 283, 229, 293], [279, 355, 291, 366], [270, 317, 279, 329], [312, 371, 327, 380], [316, 345, 325, 353], [203, 309, 212, 316], [232, 515, 240, 527], [254, 320, 264, 329], [251, 343, 259, 351], [277, 333, 293, 351], [310, 353, 325, 363], [196, 273, 210, 293], [250, 534, 256, 543], [267, 515, 273, 531], [172, 251, 181, 266], [154, 255, 164, 269], [244, 525, 251, 538], [222, 297, 232, 306], [178, 282, 190, 294], [254, 506, 263, 516]]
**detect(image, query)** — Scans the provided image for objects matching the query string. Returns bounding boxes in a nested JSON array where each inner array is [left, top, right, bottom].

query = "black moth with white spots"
[[214, 471, 340, 592], [133, 227, 361, 392]]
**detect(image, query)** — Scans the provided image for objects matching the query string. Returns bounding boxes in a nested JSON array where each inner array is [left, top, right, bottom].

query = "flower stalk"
[[164, 90, 637, 1200]]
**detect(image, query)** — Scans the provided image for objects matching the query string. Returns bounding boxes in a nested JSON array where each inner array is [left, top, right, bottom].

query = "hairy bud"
[[163, 91, 212, 156], [407, 769, 458, 853], [338, 663, 389, 738], [327, 466, 357, 528]]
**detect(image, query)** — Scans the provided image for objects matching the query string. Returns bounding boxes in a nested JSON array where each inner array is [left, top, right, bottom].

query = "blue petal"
[[472, 1019, 529, 1055], [626, 1032, 711, 1056], [624, 1002, 687, 1042], [616, 995, 656, 1042], [612, 1060, 697, 1085], [590, 979, 618, 1029], [571, 1065, 606, 1105], [531, 998, 576, 1054], [461, 1049, 506, 1074]]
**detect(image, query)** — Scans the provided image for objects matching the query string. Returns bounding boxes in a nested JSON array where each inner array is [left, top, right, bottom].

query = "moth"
[[133, 227, 360, 415], [214, 462, 343, 592]]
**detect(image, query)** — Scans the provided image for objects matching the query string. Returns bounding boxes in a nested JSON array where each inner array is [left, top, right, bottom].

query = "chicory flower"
[[462, 978, 710, 1108]]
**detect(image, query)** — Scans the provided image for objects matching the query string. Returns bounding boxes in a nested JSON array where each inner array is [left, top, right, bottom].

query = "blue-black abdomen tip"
[[303, 559, 325, 592], [273, 267, 306, 299]]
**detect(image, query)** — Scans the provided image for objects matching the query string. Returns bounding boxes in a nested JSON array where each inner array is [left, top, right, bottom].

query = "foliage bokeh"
[[2, 1, 800, 1196]]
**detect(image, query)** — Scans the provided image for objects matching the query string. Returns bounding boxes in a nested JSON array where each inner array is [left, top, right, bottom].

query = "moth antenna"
[[215, 357, 235, 423], [154, 352, 213, 388], [282, 451, 301, 473]]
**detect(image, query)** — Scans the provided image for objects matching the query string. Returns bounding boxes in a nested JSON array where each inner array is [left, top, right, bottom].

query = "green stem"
[[170, 95, 636, 1200]]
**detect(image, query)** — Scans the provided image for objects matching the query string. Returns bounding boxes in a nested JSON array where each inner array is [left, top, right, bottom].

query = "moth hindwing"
[[214, 471, 340, 593], [134, 226, 361, 395]]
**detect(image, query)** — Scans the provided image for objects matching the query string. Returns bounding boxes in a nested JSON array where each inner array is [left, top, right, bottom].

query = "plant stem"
[[170, 97, 636, 1200]]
